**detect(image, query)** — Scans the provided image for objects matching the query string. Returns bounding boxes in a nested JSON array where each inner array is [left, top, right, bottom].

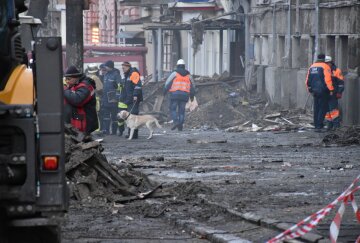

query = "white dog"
[[117, 110, 162, 140]]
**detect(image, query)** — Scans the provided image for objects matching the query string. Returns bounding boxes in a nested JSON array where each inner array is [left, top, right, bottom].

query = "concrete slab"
[[296, 69, 311, 109], [280, 68, 298, 108], [340, 72, 360, 125], [265, 67, 281, 105], [256, 65, 265, 94]]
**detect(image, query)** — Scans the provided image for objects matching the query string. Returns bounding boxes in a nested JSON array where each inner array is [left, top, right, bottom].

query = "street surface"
[[62, 127, 360, 242]]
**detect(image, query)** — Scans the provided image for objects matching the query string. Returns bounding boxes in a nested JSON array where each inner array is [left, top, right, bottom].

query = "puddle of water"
[[274, 192, 316, 197], [155, 170, 241, 179]]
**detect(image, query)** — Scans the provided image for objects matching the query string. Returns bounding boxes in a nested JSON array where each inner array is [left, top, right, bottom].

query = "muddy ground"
[[62, 125, 360, 242]]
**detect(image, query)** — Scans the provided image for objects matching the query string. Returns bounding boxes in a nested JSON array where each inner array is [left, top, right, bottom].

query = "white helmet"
[[325, 56, 332, 63], [177, 59, 185, 65], [87, 63, 99, 73]]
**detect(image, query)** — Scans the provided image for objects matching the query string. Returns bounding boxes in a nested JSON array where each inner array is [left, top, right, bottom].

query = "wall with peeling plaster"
[[248, 0, 360, 124]]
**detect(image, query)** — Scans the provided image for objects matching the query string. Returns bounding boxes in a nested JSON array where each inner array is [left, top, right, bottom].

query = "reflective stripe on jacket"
[[120, 68, 143, 105], [332, 67, 345, 94], [169, 73, 191, 93], [64, 77, 98, 133]]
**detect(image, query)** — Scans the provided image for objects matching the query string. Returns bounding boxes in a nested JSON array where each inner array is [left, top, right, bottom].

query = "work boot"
[[171, 124, 178, 130], [177, 124, 183, 131]]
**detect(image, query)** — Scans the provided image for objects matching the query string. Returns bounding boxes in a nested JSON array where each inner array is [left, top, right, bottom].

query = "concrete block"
[[265, 67, 281, 105], [260, 217, 280, 228], [256, 65, 265, 94], [348, 37, 360, 74], [241, 212, 262, 224], [340, 72, 360, 125], [299, 37, 309, 68], [300, 232, 323, 243], [211, 233, 251, 243], [280, 68, 298, 109], [276, 222, 292, 231], [296, 69, 312, 109]]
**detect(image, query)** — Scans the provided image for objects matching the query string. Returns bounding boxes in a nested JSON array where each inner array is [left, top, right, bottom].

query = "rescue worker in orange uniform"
[[120, 62, 143, 139], [324, 56, 344, 130], [164, 59, 195, 131], [305, 54, 333, 132], [64, 65, 98, 135]]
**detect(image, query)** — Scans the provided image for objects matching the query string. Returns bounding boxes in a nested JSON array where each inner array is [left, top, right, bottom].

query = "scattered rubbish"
[[322, 126, 360, 146], [125, 216, 134, 221], [281, 162, 292, 167]]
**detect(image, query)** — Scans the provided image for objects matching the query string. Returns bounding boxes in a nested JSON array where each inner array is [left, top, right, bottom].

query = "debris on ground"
[[141, 75, 314, 132], [322, 126, 360, 146], [64, 124, 160, 203]]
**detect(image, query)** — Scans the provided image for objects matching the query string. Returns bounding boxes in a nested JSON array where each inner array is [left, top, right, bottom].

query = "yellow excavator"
[[0, 1, 68, 242]]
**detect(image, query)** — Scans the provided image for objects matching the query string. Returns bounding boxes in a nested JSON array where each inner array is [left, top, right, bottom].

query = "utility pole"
[[65, 0, 84, 70]]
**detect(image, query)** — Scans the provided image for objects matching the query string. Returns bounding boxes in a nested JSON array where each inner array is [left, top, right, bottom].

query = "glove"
[[336, 93, 342, 99]]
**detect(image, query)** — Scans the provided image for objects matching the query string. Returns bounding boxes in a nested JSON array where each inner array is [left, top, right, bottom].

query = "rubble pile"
[[322, 126, 360, 146], [186, 93, 313, 132], [141, 74, 314, 132], [64, 125, 159, 203]]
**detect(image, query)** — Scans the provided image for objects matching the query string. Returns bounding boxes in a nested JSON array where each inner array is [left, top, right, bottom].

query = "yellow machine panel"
[[0, 65, 34, 105]]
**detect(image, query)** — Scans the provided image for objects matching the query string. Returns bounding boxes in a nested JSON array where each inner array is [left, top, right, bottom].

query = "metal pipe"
[[66, 0, 84, 70], [152, 30, 157, 82], [313, 0, 319, 62], [219, 29, 223, 74], [286, 0, 292, 67], [227, 28, 231, 73], [271, 2, 276, 65], [295, 0, 300, 35], [157, 28, 162, 81], [114, 0, 118, 44]]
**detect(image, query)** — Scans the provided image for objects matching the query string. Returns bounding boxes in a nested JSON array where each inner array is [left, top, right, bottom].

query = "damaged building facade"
[[32, 0, 359, 124], [142, 0, 359, 124], [244, 0, 360, 125]]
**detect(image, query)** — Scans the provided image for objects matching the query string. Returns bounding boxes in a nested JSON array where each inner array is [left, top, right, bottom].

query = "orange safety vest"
[[169, 73, 191, 93]]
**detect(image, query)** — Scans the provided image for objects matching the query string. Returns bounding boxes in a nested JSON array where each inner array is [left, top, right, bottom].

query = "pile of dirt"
[[64, 125, 159, 203], [322, 126, 360, 146], [186, 94, 313, 131], [141, 75, 313, 132]]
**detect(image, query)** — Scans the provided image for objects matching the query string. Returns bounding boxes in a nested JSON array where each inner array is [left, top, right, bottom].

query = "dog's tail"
[[154, 119, 162, 128]]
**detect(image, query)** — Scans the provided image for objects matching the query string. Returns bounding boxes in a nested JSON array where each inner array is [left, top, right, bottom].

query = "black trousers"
[[313, 93, 329, 129], [102, 106, 118, 135]]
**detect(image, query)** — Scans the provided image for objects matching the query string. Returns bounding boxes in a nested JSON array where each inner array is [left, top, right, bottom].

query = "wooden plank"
[[152, 95, 164, 112]]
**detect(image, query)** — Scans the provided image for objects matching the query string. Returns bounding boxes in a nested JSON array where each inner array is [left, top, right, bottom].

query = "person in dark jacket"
[[100, 60, 121, 135], [120, 61, 143, 139], [164, 59, 195, 131], [305, 54, 333, 132], [63, 65, 98, 135]]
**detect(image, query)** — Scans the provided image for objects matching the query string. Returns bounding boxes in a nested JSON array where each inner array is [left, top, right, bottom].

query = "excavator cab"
[[0, 0, 68, 242]]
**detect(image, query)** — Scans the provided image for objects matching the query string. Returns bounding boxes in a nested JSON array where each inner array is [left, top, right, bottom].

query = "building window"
[[91, 23, 99, 44]]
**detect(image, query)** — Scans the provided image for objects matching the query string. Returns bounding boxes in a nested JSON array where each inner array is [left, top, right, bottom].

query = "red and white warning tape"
[[267, 175, 360, 243]]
